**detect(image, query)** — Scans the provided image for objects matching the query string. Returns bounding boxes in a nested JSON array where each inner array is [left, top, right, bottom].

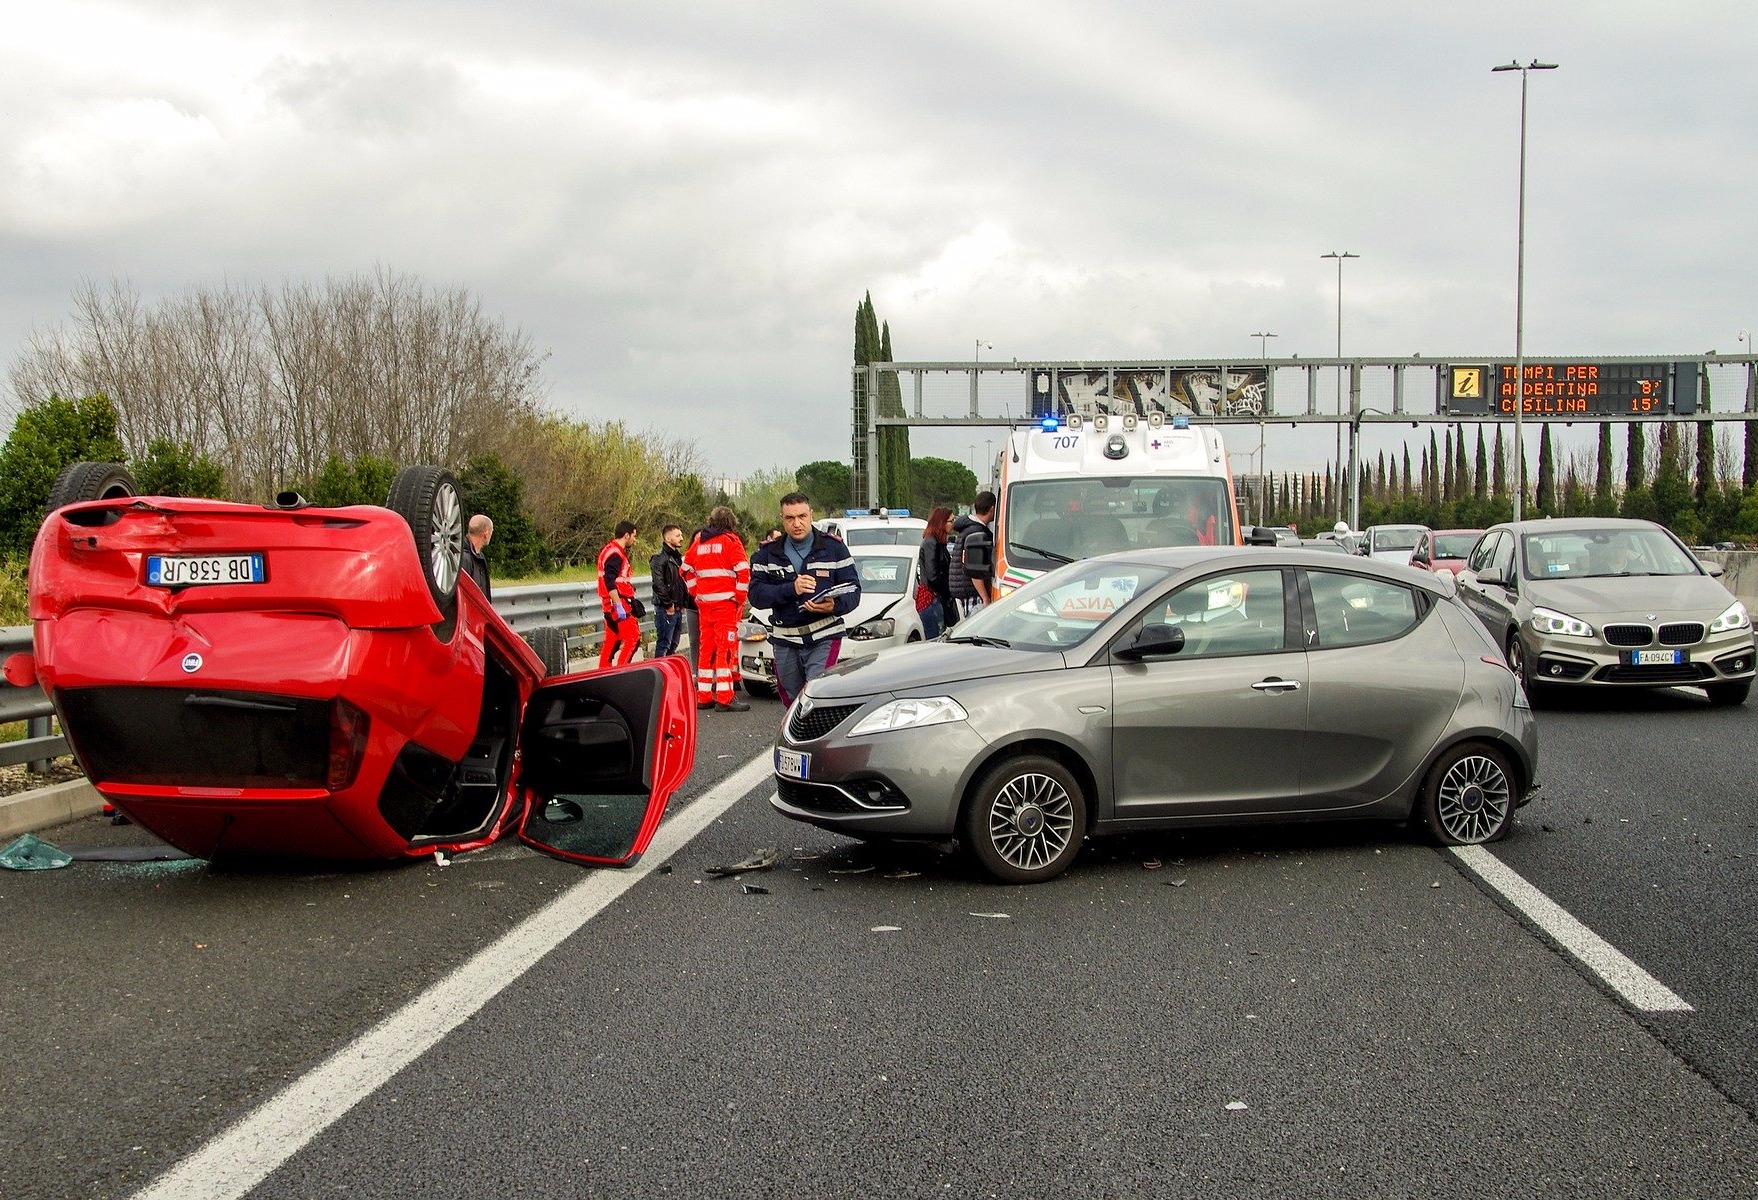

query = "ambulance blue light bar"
[[1172, 414, 1191, 429], [1040, 416, 1061, 432]]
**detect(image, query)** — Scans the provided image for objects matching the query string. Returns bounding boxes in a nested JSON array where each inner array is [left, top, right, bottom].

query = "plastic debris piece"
[[433, 850, 449, 867], [63, 845, 193, 862], [657, 864, 674, 874], [1225, 1101, 1249, 1112], [827, 865, 873, 875], [883, 870, 922, 880], [1141, 859, 1163, 870], [968, 911, 1010, 919], [741, 883, 770, 895], [871, 925, 902, 932], [1164, 878, 1188, 887], [1430, 881, 1441, 889], [704, 848, 781, 877], [0, 834, 74, 871]]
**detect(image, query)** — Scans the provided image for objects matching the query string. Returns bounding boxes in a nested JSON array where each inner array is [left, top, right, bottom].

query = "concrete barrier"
[[0, 778, 106, 842], [1699, 550, 1758, 607]]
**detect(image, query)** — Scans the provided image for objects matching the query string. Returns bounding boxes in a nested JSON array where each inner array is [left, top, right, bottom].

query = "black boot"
[[717, 699, 750, 712]]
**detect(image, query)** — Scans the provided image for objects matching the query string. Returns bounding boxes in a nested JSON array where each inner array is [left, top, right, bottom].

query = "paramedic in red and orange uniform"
[[680, 506, 750, 711], [596, 520, 641, 668]]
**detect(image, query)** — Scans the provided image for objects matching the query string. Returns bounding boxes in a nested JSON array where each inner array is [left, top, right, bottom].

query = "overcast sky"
[[4, 0, 1756, 493]]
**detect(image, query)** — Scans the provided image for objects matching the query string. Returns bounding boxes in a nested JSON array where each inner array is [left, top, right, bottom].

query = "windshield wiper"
[[946, 634, 1013, 649], [1010, 541, 1074, 564]]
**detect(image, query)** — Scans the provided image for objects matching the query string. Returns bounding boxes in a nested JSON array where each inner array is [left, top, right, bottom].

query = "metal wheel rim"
[[1436, 754, 1511, 843], [987, 771, 1076, 870], [430, 482, 463, 594]]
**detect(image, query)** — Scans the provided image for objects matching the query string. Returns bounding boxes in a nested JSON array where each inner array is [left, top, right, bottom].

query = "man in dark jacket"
[[463, 514, 494, 600], [649, 523, 686, 657], [748, 492, 860, 706], [949, 491, 995, 613]]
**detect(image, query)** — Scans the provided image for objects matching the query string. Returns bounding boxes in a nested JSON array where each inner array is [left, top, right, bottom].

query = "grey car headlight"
[[1709, 601, 1751, 634], [846, 618, 895, 641], [1530, 606, 1593, 638], [849, 696, 968, 736], [739, 620, 769, 642]]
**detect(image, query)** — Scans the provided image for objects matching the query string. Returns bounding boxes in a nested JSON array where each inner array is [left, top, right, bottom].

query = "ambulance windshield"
[[1003, 477, 1234, 568]]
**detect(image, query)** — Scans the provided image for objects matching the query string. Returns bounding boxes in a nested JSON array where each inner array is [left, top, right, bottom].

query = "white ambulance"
[[991, 411, 1242, 597]]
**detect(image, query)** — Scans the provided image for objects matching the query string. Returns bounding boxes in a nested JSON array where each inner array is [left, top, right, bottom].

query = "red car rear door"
[[514, 656, 696, 865]]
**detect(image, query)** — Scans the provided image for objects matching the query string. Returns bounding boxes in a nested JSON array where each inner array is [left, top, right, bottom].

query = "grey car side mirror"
[[1116, 623, 1186, 661]]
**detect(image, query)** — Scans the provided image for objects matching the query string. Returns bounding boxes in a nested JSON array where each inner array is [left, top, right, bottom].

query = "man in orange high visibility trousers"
[[680, 506, 750, 711], [596, 520, 642, 668]]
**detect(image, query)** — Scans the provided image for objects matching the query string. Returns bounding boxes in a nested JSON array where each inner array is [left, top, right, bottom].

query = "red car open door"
[[514, 656, 696, 866]]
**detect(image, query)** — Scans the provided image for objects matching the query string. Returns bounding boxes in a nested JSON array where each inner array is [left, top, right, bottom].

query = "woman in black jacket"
[[917, 506, 959, 638]]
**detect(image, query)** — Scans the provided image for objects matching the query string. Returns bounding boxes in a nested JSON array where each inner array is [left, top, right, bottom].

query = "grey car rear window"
[[1308, 572, 1420, 648]]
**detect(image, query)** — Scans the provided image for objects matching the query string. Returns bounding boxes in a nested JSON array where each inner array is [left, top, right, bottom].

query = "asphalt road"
[[4, 687, 1757, 1198]]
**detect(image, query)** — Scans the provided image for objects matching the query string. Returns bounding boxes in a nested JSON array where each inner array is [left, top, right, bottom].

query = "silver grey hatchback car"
[[1455, 518, 1756, 706], [771, 548, 1539, 883]]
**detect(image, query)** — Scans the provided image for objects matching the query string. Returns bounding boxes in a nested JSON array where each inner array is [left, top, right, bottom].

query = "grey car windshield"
[[844, 527, 920, 546], [1520, 528, 1701, 580], [1005, 477, 1233, 567], [952, 560, 1173, 652]]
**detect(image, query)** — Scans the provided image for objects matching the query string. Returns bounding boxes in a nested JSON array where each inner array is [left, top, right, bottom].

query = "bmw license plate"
[[147, 553, 266, 587], [775, 747, 809, 780], [1627, 648, 1683, 666]]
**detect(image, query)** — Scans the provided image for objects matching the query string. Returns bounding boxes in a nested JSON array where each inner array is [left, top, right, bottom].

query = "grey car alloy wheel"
[[1425, 745, 1514, 845], [964, 755, 1086, 883]]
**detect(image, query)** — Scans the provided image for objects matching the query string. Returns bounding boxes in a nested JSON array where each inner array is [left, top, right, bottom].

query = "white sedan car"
[[739, 544, 929, 696]]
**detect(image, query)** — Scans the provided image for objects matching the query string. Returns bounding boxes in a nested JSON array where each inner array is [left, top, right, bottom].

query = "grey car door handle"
[[1251, 678, 1301, 693]]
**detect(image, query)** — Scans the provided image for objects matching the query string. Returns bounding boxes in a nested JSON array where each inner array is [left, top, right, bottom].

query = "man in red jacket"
[[596, 520, 642, 668], [680, 506, 750, 711]]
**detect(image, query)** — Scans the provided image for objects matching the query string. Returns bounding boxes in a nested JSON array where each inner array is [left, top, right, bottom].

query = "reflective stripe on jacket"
[[681, 528, 750, 607]]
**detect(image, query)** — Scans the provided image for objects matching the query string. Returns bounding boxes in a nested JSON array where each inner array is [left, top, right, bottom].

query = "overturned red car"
[[6, 462, 696, 865]]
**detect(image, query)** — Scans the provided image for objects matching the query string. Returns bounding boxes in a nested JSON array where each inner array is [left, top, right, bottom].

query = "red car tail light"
[[328, 698, 370, 790]]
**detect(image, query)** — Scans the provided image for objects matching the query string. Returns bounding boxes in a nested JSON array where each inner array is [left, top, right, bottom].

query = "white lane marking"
[[1450, 844, 1693, 1013], [133, 750, 778, 1200]]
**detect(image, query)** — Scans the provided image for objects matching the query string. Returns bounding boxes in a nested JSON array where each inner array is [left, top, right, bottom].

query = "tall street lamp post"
[[1321, 252, 1358, 522], [1493, 58, 1558, 522]]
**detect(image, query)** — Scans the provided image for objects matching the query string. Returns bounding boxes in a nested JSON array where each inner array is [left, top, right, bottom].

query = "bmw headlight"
[[1710, 601, 1751, 634], [849, 696, 968, 737], [846, 618, 895, 641], [1530, 606, 1593, 638]]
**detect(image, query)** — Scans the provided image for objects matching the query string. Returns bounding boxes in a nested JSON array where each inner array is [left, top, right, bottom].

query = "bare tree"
[[7, 269, 550, 500]]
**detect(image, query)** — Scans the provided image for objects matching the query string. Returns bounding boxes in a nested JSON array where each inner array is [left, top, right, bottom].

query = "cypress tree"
[[1535, 424, 1555, 516], [1695, 420, 1716, 507], [1402, 444, 1414, 500], [1492, 424, 1508, 498], [1625, 423, 1646, 493], [1594, 423, 1616, 515], [1474, 428, 1489, 502], [1453, 424, 1470, 502], [877, 319, 911, 509], [1442, 429, 1455, 500]]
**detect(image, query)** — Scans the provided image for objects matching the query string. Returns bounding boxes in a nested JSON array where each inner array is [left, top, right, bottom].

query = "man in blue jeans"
[[649, 524, 686, 657], [748, 493, 860, 706]]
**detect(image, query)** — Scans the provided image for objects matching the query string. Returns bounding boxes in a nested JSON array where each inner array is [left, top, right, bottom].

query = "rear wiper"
[[1011, 541, 1073, 564], [946, 634, 1012, 649]]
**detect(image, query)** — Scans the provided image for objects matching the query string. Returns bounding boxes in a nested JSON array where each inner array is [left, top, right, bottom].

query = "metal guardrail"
[[0, 578, 657, 772]]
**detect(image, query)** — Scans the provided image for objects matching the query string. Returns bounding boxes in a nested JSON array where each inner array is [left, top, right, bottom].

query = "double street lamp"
[[1493, 58, 1559, 522]]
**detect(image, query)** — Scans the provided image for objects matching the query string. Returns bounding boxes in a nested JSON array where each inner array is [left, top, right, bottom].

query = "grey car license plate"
[[775, 747, 809, 779]]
